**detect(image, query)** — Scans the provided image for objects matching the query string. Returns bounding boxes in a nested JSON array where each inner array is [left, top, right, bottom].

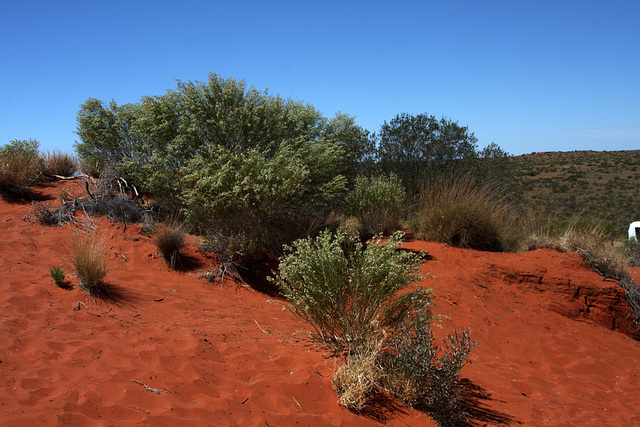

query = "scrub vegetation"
[[5, 72, 639, 424]]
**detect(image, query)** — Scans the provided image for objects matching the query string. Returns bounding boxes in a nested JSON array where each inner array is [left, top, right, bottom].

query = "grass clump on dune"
[[154, 219, 187, 270], [40, 150, 78, 178], [70, 231, 109, 297], [411, 175, 520, 252]]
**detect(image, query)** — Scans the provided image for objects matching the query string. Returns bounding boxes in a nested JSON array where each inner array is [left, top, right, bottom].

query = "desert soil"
[[1, 180, 639, 426]]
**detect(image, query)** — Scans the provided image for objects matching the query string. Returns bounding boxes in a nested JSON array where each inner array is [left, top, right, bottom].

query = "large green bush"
[[181, 141, 346, 264], [75, 74, 367, 266], [346, 173, 406, 236], [75, 74, 367, 200]]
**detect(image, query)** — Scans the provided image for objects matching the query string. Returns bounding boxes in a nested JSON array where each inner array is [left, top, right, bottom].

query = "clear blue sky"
[[1, 0, 638, 155]]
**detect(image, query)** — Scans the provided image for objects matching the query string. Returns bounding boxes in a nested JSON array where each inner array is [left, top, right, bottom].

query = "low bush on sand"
[[49, 266, 66, 285], [40, 151, 78, 178], [411, 175, 520, 252], [70, 232, 109, 297], [346, 173, 406, 237], [182, 143, 344, 276], [154, 219, 187, 270], [0, 139, 41, 193], [272, 229, 427, 350], [271, 229, 475, 419]]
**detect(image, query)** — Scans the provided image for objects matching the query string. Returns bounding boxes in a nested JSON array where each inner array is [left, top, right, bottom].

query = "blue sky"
[[1, 0, 638, 155]]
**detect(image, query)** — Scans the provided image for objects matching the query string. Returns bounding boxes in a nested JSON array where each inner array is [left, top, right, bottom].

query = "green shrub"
[[70, 232, 109, 297], [75, 74, 365, 202], [382, 315, 475, 414], [75, 74, 364, 270], [49, 267, 65, 284], [411, 175, 520, 252], [271, 229, 428, 350], [273, 228, 476, 417], [0, 139, 41, 193], [346, 173, 406, 236], [182, 142, 346, 269]]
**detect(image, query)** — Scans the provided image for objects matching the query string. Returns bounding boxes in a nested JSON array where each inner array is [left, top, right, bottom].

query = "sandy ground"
[[1, 180, 639, 426]]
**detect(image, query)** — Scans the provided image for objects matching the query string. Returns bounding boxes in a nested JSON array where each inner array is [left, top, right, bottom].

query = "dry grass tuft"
[[333, 339, 385, 412], [154, 219, 187, 270], [70, 232, 109, 297], [40, 151, 78, 177], [411, 176, 521, 252], [0, 152, 40, 193]]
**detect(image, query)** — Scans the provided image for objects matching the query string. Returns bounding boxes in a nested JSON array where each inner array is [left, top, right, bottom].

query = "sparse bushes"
[[346, 173, 406, 236], [272, 229, 475, 418], [0, 139, 41, 193], [411, 176, 520, 252], [70, 232, 109, 297]]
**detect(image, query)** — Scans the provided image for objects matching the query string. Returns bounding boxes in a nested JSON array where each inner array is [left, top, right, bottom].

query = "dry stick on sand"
[[252, 317, 270, 335], [131, 380, 169, 395]]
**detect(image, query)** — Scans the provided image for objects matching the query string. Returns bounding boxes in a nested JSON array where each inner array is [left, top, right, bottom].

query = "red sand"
[[1, 180, 639, 426]]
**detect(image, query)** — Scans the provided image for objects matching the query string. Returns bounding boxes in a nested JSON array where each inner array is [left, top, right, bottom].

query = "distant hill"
[[512, 150, 640, 235]]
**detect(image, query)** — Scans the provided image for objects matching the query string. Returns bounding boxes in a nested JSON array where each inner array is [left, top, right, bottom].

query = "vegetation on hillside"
[[6, 72, 640, 423], [513, 150, 640, 235]]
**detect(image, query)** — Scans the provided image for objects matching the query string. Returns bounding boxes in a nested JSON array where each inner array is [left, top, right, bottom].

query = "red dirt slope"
[[1, 180, 639, 426]]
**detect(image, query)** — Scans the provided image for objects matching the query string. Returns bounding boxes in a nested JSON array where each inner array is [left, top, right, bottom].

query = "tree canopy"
[[375, 113, 511, 193]]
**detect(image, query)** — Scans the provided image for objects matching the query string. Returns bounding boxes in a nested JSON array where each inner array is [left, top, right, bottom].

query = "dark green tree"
[[376, 114, 517, 195], [376, 113, 480, 194]]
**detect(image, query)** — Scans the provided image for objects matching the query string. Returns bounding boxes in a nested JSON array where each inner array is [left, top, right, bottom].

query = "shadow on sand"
[[352, 378, 518, 426]]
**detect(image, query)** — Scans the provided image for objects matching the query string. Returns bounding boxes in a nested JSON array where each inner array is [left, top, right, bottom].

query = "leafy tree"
[[75, 73, 367, 198], [75, 73, 367, 265], [376, 113, 511, 194]]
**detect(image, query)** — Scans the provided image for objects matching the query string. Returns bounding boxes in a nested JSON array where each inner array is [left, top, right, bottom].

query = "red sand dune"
[[1, 180, 639, 426]]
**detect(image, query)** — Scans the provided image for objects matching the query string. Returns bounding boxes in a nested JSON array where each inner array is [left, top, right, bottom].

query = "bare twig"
[[252, 317, 270, 335], [131, 379, 163, 395]]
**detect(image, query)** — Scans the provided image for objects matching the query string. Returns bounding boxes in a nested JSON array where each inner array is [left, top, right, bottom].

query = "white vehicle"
[[629, 221, 640, 240]]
